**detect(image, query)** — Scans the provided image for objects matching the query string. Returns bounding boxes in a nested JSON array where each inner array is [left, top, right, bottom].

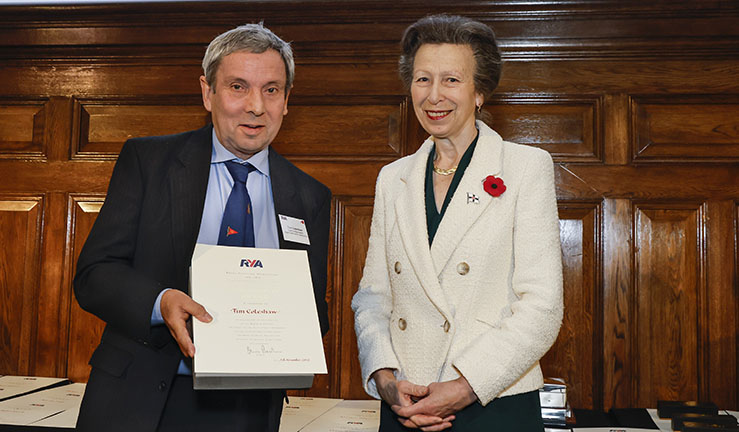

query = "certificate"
[[0, 376, 69, 402], [29, 404, 82, 428], [300, 399, 380, 432], [278, 397, 343, 432], [190, 244, 327, 390], [0, 382, 84, 426]]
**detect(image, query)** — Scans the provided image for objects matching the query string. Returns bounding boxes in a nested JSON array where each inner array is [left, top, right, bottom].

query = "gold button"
[[443, 320, 450, 333], [457, 262, 470, 275], [394, 261, 402, 274], [398, 318, 407, 331]]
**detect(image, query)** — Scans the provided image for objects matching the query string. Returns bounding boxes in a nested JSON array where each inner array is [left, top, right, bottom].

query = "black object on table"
[[546, 408, 660, 429], [658, 400, 720, 418], [673, 414, 739, 430]]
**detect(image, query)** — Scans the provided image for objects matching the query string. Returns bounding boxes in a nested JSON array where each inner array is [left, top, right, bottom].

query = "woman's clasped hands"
[[372, 369, 478, 431]]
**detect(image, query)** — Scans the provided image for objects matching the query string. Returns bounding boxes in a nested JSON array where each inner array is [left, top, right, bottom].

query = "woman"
[[351, 14, 563, 431]]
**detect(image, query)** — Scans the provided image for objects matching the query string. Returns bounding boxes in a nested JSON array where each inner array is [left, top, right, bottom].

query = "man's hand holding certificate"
[[190, 244, 327, 390]]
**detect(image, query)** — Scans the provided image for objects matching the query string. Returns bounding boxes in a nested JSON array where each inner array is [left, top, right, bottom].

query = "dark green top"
[[425, 131, 479, 246]]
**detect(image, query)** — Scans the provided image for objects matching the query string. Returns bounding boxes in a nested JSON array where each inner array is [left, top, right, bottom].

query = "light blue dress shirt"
[[151, 130, 279, 374]]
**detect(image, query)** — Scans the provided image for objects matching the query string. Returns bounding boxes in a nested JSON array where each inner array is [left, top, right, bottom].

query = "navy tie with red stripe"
[[218, 161, 256, 247]]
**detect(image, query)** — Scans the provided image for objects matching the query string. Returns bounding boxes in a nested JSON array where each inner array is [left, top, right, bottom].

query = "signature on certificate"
[[246, 344, 281, 355]]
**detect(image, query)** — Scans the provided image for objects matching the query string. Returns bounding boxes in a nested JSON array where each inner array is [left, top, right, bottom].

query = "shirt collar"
[[211, 129, 271, 177]]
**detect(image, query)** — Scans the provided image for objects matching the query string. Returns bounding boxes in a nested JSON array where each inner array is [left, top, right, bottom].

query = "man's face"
[[200, 49, 290, 159]]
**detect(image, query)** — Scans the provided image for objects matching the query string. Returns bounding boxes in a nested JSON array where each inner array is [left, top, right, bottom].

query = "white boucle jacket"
[[351, 121, 563, 406]]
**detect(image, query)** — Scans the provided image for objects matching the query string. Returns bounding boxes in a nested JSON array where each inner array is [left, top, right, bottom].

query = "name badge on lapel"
[[278, 214, 310, 245]]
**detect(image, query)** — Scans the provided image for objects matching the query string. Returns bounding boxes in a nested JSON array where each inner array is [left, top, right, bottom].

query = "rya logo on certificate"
[[240, 259, 264, 268]]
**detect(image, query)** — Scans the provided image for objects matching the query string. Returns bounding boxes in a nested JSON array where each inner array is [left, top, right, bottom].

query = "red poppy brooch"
[[483, 175, 506, 197]]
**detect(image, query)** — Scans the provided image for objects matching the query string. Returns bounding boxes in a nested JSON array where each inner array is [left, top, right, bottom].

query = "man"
[[74, 23, 331, 432]]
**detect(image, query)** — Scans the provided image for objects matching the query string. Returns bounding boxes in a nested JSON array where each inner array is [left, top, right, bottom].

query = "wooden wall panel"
[[497, 61, 739, 95], [632, 97, 739, 162], [72, 100, 209, 159], [0, 64, 204, 98], [32, 192, 73, 378], [333, 197, 374, 400], [542, 201, 602, 409], [0, 100, 47, 159], [274, 98, 406, 160], [704, 200, 738, 409], [602, 199, 634, 409], [64, 198, 106, 383], [487, 95, 602, 163], [0, 197, 43, 376], [634, 203, 705, 406], [290, 161, 386, 197]]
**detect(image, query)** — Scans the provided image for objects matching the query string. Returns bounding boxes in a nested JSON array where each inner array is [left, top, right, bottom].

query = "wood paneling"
[[0, 0, 737, 412], [33, 192, 73, 377], [0, 100, 47, 159], [487, 95, 602, 163], [602, 198, 634, 409], [334, 197, 374, 400], [542, 201, 602, 409], [496, 61, 739, 94], [72, 100, 209, 159], [0, 197, 43, 375], [634, 203, 705, 406], [632, 97, 739, 162], [274, 98, 406, 160], [64, 198, 105, 382], [705, 200, 737, 409], [555, 164, 739, 200]]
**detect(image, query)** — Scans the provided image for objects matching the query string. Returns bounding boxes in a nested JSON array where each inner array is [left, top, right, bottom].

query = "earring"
[[476, 105, 482, 113]]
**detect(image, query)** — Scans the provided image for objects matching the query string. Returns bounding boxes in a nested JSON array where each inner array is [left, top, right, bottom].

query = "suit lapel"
[[430, 122, 504, 274], [169, 126, 212, 284], [394, 139, 452, 317], [268, 148, 304, 251]]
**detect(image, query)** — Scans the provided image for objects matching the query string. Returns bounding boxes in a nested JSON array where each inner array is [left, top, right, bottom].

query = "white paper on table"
[[300, 399, 380, 432], [0, 376, 68, 401], [0, 383, 85, 426], [191, 245, 327, 376], [29, 389, 85, 429], [645, 408, 675, 432], [278, 397, 344, 432]]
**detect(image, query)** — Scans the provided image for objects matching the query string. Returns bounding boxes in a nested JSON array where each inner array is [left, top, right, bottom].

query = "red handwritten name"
[[231, 307, 278, 314]]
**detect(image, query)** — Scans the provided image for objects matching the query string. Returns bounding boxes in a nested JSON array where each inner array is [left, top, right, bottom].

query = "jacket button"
[[457, 262, 470, 275], [394, 261, 402, 274], [398, 318, 407, 330], [443, 320, 451, 333], [158, 381, 167, 392]]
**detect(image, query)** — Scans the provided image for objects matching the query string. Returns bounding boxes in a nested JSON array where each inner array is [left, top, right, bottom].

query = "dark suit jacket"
[[73, 125, 331, 432]]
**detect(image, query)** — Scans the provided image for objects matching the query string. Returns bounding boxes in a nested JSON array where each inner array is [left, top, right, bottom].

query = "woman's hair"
[[399, 14, 502, 119], [202, 22, 295, 92]]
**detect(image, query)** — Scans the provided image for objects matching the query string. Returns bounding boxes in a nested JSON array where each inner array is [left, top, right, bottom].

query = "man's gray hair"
[[202, 23, 295, 91]]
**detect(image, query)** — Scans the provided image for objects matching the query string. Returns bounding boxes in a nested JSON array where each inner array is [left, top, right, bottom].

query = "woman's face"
[[411, 43, 483, 143]]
